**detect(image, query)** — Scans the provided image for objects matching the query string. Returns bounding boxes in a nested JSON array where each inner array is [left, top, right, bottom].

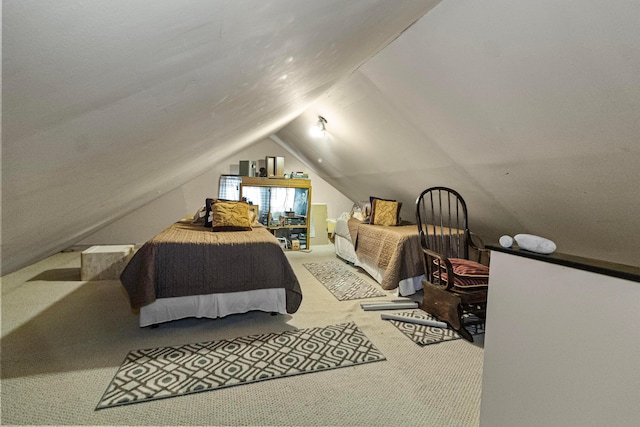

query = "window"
[[218, 175, 241, 200]]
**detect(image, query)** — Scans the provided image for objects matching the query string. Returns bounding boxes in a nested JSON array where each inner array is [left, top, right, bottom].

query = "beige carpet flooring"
[[1, 244, 484, 426]]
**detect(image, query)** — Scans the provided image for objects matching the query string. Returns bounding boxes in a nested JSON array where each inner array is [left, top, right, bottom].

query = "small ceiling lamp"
[[310, 116, 327, 137]]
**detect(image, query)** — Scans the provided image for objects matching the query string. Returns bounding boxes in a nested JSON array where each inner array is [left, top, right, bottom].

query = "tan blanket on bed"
[[348, 219, 424, 290], [347, 218, 361, 245], [120, 221, 302, 313]]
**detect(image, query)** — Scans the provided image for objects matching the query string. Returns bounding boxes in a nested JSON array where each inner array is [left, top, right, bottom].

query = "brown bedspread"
[[120, 220, 302, 313], [348, 219, 424, 290]]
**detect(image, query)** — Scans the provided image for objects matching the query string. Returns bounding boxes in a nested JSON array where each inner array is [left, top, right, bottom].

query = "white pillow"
[[352, 211, 365, 221], [514, 234, 557, 254]]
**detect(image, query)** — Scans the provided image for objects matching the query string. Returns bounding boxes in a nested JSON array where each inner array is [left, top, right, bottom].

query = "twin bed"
[[120, 219, 302, 327], [333, 216, 425, 296], [119, 196, 424, 327]]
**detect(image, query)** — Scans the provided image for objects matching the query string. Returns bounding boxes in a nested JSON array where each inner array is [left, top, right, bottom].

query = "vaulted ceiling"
[[3, 0, 639, 275]]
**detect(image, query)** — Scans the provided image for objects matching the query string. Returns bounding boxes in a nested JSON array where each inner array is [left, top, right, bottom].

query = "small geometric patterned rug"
[[96, 322, 385, 409], [386, 309, 485, 346], [303, 260, 386, 300]]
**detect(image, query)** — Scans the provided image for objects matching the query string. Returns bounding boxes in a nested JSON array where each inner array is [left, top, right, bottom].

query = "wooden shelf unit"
[[239, 177, 312, 250]]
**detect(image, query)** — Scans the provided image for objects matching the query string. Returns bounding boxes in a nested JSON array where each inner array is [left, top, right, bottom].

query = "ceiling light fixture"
[[310, 116, 327, 137]]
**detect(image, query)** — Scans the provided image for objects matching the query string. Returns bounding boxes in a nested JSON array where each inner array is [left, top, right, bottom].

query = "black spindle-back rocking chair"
[[415, 187, 490, 342]]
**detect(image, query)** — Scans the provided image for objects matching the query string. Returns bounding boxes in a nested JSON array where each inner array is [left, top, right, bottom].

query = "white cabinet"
[[479, 247, 640, 427], [310, 203, 328, 245]]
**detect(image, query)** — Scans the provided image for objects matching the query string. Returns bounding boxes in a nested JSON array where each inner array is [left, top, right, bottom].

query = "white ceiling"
[[276, 0, 640, 266], [3, 0, 639, 274], [2, 0, 439, 274]]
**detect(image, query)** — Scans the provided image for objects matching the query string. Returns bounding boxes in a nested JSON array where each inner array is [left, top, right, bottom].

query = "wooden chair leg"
[[448, 302, 475, 342], [455, 324, 474, 342]]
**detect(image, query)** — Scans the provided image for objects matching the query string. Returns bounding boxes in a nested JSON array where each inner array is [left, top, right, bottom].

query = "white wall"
[[78, 138, 353, 245], [2, 1, 438, 275], [275, 0, 640, 267], [480, 251, 640, 426], [8, 1, 640, 274]]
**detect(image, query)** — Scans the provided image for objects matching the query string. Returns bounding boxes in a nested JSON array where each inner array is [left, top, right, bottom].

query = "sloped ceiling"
[[1, 0, 440, 274], [275, 0, 640, 266], [3, 0, 639, 276]]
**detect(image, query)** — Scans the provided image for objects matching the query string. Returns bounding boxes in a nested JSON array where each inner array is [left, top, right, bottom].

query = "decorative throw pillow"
[[211, 201, 252, 231], [248, 209, 257, 225], [434, 258, 489, 277], [247, 205, 262, 227], [369, 197, 402, 226], [350, 200, 372, 222], [352, 211, 366, 222], [192, 205, 206, 224], [204, 198, 215, 227], [434, 272, 490, 289], [432, 258, 490, 289]]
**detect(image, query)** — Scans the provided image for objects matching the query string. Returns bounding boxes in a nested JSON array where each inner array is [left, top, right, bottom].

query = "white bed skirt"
[[354, 256, 424, 297], [398, 276, 424, 297], [334, 234, 358, 264], [139, 288, 287, 327]]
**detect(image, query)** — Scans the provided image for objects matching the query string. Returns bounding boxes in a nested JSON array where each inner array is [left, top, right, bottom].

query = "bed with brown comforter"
[[346, 218, 424, 293], [120, 220, 302, 325]]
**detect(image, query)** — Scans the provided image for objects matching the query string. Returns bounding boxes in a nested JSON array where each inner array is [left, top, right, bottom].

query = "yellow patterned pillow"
[[211, 201, 252, 231], [370, 198, 401, 226]]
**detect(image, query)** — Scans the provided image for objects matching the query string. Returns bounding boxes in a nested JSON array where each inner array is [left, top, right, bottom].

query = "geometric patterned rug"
[[303, 260, 386, 300], [386, 309, 485, 346], [96, 322, 385, 409]]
